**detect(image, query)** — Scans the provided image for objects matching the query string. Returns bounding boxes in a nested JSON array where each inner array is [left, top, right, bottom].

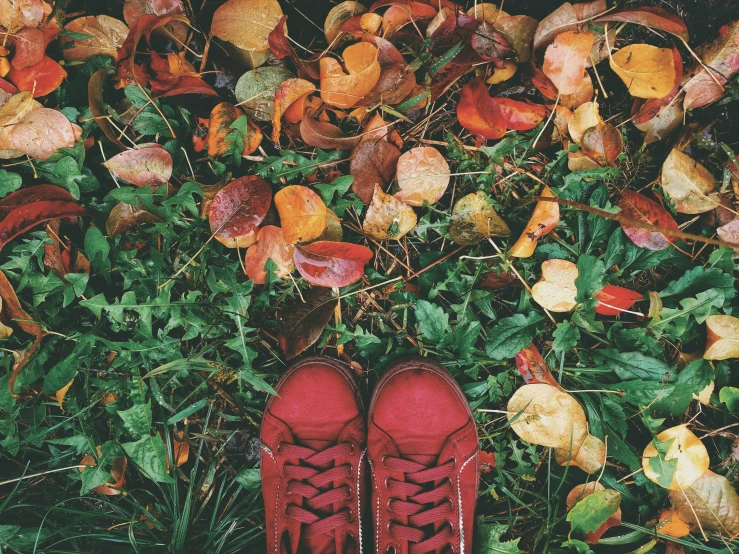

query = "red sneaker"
[[368, 358, 479, 554], [261, 357, 366, 554]]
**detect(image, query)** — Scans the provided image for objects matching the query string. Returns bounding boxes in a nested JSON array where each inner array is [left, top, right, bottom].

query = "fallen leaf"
[[360, 12, 382, 34], [54, 378, 74, 409], [449, 190, 510, 245], [88, 67, 127, 152], [634, 101, 684, 144], [507, 383, 589, 451], [657, 509, 691, 538], [7, 56, 67, 97], [10, 27, 45, 70], [717, 219, 739, 253], [80, 446, 128, 495], [642, 424, 709, 491], [457, 77, 506, 141], [320, 42, 381, 109], [0, 0, 43, 32], [493, 98, 548, 130], [293, 241, 373, 287], [555, 434, 607, 475], [509, 186, 560, 257], [394, 146, 449, 206], [300, 116, 361, 151], [274, 185, 328, 244], [534, 2, 578, 50], [514, 343, 562, 388], [494, 15, 538, 63], [581, 122, 623, 166], [0, 90, 39, 152], [123, 0, 186, 26], [568, 101, 603, 145], [324, 1, 367, 45], [244, 225, 294, 284], [531, 67, 559, 100], [487, 60, 518, 84], [683, 21, 739, 110], [363, 187, 417, 240], [561, 72, 594, 110], [609, 44, 676, 99], [11, 107, 81, 160], [594, 284, 643, 316], [633, 46, 683, 123], [207, 102, 262, 157], [671, 470, 739, 536], [572, 0, 607, 21], [618, 190, 678, 251], [350, 138, 401, 204], [235, 67, 295, 122], [382, 2, 437, 37], [211, 0, 284, 69], [543, 31, 594, 95], [359, 35, 416, 106], [471, 20, 512, 64], [106, 202, 162, 237], [208, 175, 272, 249], [704, 315, 739, 360], [661, 148, 718, 214], [532, 258, 578, 312], [466, 3, 508, 24], [566, 483, 622, 543], [103, 146, 173, 187], [277, 287, 338, 359], [62, 16, 129, 62], [268, 15, 319, 80], [595, 7, 689, 41], [272, 77, 316, 142]]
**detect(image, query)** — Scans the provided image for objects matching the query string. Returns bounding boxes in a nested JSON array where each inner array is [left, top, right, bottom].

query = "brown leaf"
[[350, 138, 401, 204], [533, 2, 578, 50], [89, 67, 127, 151], [277, 287, 338, 359], [300, 116, 361, 151], [494, 15, 538, 63], [103, 146, 173, 187], [208, 175, 272, 249], [581, 122, 623, 167], [62, 16, 129, 62], [0, 0, 43, 32], [363, 186, 417, 240], [324, 1, 367, 45], [542, 31, 594, 95], [618, 190, 678, 251], [320, 42, 381, 109], [671, 470, 739, 536], [717, 219, 739, 253], [471, 20, 512, 64], [449, 190, 510, 245], [560, 72, 594, 110], [11, 107, 81, 160], [358, 34, 416, 106], [105, 202, 162, 237], [244, 225, 294, 284], [634, 101, 684, 144], [274, 185, 328, 244], [7, 56, 67, 98]]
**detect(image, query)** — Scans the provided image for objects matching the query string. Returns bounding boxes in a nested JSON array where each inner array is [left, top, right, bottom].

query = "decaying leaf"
[[449, 191, 510, 246], [208, 175, 272, 249], [277, 287, 338, 359], [595, 6, 689, 41], [394, 146, 450, 206], [293, 241, 373, 287], [566, 483, 622, 544], [494, 98, 548, 131], [363, 187, 417, 240], [320, 42, 381, 109], [300, 116, 361, 151], [80, 448, 128, 495], [105, 202, 162, 237], [534, 2, 578, 51], [350, 138, 401, 204], [642, 425, 709, 491], [618, 190, 678, 251], [62, 16, 130, 62], [208, 102, 262, 157], [244, 225, 294, 284], [581, 123, 623, 167], [103, 146, 173, 187], [704, 315, 739, 360], [568, 101, 603, 145], [514, 343, 562, 388], [542, 31, 594, 95], [671, 470, 739, 536], [494, 15, 538, 63], [324, 1, 367, 45], [554, 433, 607, 475], [7, 56, 67, 98], [531, 259, 578, 312], [509, 186, 559, 257], [634, 101, 684, 144], [359, 35, 416, 106], [235, 67, 295, 122], [661, 148, 718, 214]]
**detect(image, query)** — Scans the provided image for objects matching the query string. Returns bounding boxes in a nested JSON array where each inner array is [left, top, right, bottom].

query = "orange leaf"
[[7, 56, 67, 97], [456, 77, 505, 140], [274, 185, 328, 244], [272, 77, 316, 143], [319, 42, 381, 109], [542, 31, 594, 95], [244, 225, 295, 284], [509, 186, 559, 258]]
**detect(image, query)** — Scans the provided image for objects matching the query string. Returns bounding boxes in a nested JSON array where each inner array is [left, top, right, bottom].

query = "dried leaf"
[[717, 219, 739, 253], [568, 101, 602, 145], [208, 102, 262, 157], [62, 16, 129, 62], [618, 190, 678, 251], [80, 447, 128, 495], [509, 186, 559, 257], [633, 46, 683, 123], [394, 146, 449, 206], [320, 42, 381, 109], [661, 148, 718, 214], [211, 0, 283, 68], [359, 35, 416, 106], [324, 1, 367, 44], [293, 241, 373, 287], [532, 258, 578, 312], [494, 15, 538, 63], [103, 146, 173, 187], [534, 2, 578, 50], [560, 72, 594, 110], [272, 77, 316, 142], [449, 190, 510, 245], [350, 138, 401, 204], [671, 470, 739, 536], [555, 434, 607, 475], [581, 122, 623, 167], [0, 0, 43, 32], [683, 21, 739, 109], [7, 56, 67, 97], [471, 20, 512, 63], [657, 509, 691, 538], [208, 175, 272, 249], [642, 424, 709, 491], [704, 315, 739, 360], [514, 343, 562, 388], [457, 77, 506, 140], [363, 187, 417, 240], [274, 185, 328, 244], [594, 284, 643, 316], [123, 0, 185, 25], [634, 101, 684, 144], [244, 225, 294, 284], [543, 31, 594, 95], [277, 287, 338, 359], [105, 202, 162, 237], [595, 7, 689, 41], [11, 107, 81, 160], [609, 44, 676, 99], [300, 116, 361, 151], [11, 27, 45, 70], [89, 67, 127, 151]]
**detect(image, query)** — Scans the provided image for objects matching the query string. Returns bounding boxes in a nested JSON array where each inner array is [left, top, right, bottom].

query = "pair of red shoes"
[[260, 357, 479, 554]]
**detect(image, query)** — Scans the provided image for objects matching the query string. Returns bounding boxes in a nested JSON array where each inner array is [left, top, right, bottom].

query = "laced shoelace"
[[280, 440, 355, 538], [383, 455, 456, 554]]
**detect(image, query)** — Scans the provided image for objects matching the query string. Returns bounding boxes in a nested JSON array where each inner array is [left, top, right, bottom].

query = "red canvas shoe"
[[261, 357, 366, 554], [368, 358, 479, 554]]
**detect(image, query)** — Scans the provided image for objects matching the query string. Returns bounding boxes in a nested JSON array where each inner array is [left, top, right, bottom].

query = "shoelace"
[[383, 455, 456, 554], [280, 440, 355, 538]]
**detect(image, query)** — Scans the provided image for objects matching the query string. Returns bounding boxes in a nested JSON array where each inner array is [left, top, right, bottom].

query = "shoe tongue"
[[298, 533, 335, 554]]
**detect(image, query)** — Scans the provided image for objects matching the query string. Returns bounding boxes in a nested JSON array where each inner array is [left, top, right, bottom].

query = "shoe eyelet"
[[384, 477, 391, 489], [381, 455, 388, 467], [283, 504, 290, 517], [386, 498, 393, 510], [450, 457, 457, 467], [386, 521, 393, 534], [448, 520, 455, 534], [276, 443, 283, 453], [348, 443, 356, 454]]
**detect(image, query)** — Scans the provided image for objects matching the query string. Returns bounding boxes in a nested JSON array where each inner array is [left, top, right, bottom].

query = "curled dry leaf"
[[293, 241, 373, 287], [509, 186, 559, 258], [80, 448, 128, 495], [594, 6, 689, 41], [661, 148, 718, 214], [565, 482, 622, 543], [363, 187, 417, 240], [8, 56, 67, 97], [568, 101, 603, 145], [449, 190, 510, 246], [594, 284, 643, 316], [244, 225, 294, 284], [507, 383, 589, 451], [272, 78, 316, 143], [277, 287, 338, 359], [106, 202, 162, 237], [532, 258, 578, 312], [704, 315, 739, 360], [542, 31, 594, 95], [208, 102, 262, 157], [534, 2, 578, 50], [514, 343, 561, 388], [634, 101, 684, 144], [487, 60, 517, 85], [62, 16, 130, 62], [494, 98, 547, 131], [457, 77, 505, 140], [683, 21, 739, 110], [235, 67, 295, 122], [618, 190, 678, 251], [211, 0, 284, 69], [208, 175, 272, 249], [320, 42, 381, 109], [471, 21, 512, 64], [383, 2, 437, 38], [359, 35, 416, 106], [554, 434, 606, 475], [581, 123, 623, 167], [394, 146, 449, 206], [670, 470, 739, 536], [350, 138, 401, 204], [300, 116, 361, 151], [324, 1, 367, 45], [274, 185, 328, 244], [103, 146, 173, 187], [609, 44, 676, 99], [11, 107, 81, 160], [642, 424, 709, 491]]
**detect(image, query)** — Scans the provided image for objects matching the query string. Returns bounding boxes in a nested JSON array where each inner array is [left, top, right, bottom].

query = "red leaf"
[[480, 450, 496, 473], [11, 27, 46, 70], [492, 98, 547, 131], [350, 138, 401, 204], [268, 15, 320, 80], [618, 190, 678, 251], [457, 77, 505, 140], [594, 285, 643, 316], [147, 51, 217, 98], [0, 185, 86, 251], [594, 7, 689, 41], [514, 343, 563, 389], [633, 46, 683, 124], [581, 122, 623, 167], [293, 241, 373, 287], [208, 176, 272, 248], [531, 67, 558, 101], [7, 56, 67, 97]]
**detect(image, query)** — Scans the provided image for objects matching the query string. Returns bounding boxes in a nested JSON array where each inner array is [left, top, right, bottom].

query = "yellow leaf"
[[363, 187, 417, 241], [704, 315, 739, 360], [609, 44, 676, 99], [532, 259, 578, 312], [642, 425, 709, 491]]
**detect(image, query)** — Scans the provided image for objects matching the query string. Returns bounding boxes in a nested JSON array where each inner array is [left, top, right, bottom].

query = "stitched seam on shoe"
[[261, 443, 275, 460], [368, 456, 380, 554], [357, 448, 366, 554], [274, 480, 280, 554], [458, 453, 476, 554]]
